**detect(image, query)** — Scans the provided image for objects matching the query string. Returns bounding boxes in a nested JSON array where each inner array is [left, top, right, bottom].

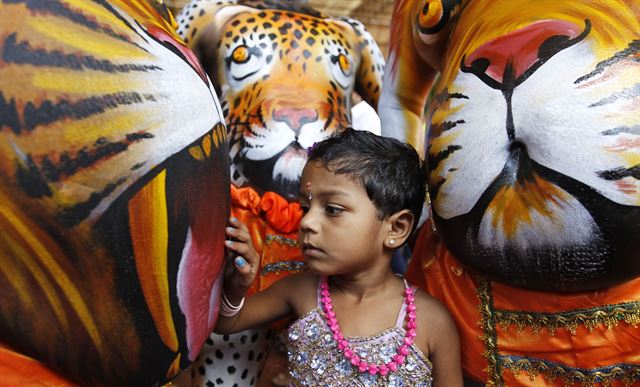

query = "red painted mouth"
[[173, 141, 229, 361], [462, 19, 589, 84], [176, 225, 225, 361], [129, 130, 229, 362]]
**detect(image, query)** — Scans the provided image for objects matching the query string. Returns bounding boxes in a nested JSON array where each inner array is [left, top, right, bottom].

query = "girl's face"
[[298, 161, 389, 275]]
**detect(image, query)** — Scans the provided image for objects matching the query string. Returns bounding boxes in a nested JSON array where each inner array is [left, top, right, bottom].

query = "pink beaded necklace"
[[319, 276, 418, 376]]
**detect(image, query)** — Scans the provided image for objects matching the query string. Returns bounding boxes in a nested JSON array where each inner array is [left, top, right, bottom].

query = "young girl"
[[218, 129, 462, 386]]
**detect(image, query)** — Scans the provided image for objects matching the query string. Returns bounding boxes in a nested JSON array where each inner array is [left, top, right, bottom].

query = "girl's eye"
[[325, 206, 343, 215], [300, 204, 310, 214]]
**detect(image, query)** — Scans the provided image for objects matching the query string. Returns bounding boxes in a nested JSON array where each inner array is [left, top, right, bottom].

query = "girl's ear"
[[384, 209, 415, 248]]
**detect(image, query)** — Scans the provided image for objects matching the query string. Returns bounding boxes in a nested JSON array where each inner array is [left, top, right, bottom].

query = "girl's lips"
[[302, 242, 323, 257], [302, 242, 318, 250]]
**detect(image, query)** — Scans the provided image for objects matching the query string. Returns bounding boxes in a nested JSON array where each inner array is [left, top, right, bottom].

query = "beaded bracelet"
[[219, 291, 244, 317]]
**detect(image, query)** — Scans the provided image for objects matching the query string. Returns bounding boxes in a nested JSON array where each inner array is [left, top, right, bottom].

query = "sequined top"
[[287, 278, 433, 386]]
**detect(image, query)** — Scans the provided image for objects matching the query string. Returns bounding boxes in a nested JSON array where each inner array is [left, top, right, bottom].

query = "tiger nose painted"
[[273, 107, 319, 133], [461, 19, 591, 87]]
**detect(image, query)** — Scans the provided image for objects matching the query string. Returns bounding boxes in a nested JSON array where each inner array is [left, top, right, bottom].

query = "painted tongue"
[[177, 226, 224, 360], [176, 177, 227, 361]]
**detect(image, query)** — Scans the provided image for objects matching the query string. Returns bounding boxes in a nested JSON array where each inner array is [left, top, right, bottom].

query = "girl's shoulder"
[[412, 287, 458, 338], [275, 271, 321, 313], [410, 287, 462, 382], [280, 271, 320, 289], [270, 270, 318, 289]]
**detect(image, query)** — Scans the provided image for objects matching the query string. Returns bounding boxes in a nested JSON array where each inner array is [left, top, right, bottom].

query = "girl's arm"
[[419, 295, 463, 387], [213, 217, 293, 334]]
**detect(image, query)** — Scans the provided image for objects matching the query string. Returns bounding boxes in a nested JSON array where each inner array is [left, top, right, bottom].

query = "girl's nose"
[[299, 210, 316, 233]]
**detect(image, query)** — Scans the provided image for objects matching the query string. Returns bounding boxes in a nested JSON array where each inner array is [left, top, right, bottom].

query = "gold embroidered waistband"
[[477, 279, 502, 386], [501, 355, 640, 387], [476, 279, 640, 386], [494, 302, 640, 335]]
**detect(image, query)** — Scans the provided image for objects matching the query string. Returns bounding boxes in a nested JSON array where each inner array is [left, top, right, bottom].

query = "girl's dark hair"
[[307, 128, 426, 231]]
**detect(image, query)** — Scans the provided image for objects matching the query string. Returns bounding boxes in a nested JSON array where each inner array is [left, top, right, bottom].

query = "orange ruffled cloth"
[[406, 225, 640, 387], [230, 185, 305, 296]]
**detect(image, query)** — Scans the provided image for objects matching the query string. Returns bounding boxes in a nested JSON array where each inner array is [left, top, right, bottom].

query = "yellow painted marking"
[[0, 237, 36, 312], [0, 205, 102, 350], [623, 153, 640, 167], [212, 128, 220, 149], [28, 17, 146, 59], [0, 231, 71, 334], [488, 175, 566, 239], [220, 123, 228, 142], [32, 70, 145, 94], [202, 133, 212, 157], [431, 105, 463, 127], [128, 170, 178, 352], [59, 111, 145, 145], [166, 353, 182, 379], [189, 146, 205, 161], [65, 0, 130, 33], [429, 134, 462, 177]]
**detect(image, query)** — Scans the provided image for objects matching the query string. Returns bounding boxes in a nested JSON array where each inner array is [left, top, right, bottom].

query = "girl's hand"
[[225, 217, 260, 288]]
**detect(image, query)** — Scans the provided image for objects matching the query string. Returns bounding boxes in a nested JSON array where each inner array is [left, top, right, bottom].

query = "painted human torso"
[[381, 1, 640, 385], [381, 0, 640, 292], [178, 0, 385, 200], [0, 1, 229, 385]]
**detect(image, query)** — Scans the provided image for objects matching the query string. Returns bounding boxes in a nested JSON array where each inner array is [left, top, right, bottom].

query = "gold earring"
[[426, 188, 437, 233]]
